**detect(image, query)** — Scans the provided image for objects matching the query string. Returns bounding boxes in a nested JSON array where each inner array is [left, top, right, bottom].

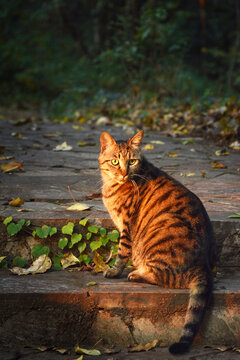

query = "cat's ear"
[[100, 132, 116, 152], [128, 130, 144, 149]]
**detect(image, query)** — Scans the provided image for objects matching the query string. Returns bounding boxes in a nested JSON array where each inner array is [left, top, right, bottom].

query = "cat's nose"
[[121, 170, 128, 177]]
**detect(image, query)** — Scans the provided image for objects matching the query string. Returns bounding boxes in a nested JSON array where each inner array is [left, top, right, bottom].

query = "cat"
[[98, 130, 216, 354]]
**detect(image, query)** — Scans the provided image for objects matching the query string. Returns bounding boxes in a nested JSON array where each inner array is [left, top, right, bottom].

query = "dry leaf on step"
[[129, 339, 159, 352], [61, 253, 80, 269], [1, 161, 25, 173], [53, 141, 72, 151], [9, 197, 25, 206], [10, 254, 52, 275], [67, 203, 90, 211]]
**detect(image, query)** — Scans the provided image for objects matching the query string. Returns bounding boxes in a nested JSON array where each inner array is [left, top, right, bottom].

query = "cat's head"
[[99, 130, 144, 184]]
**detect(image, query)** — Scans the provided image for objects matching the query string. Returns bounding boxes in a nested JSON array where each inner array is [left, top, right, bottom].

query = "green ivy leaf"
[[3, 216, 12, 226], [13, 257, 26, 268], [111, 243, 119, 255], [99, 227, 107, 236], [26, 220, 31, 226], [88, 225, 99, 234], [32, 230, 36, 237], [36, 225, 52, 239], [18, 219, 25, 227], [108, 230, 119, 242], [79, 218, 88, 226], [78, 242, 86, 254], [31, 244, 50, 259], [86, 232, 92, 240], [78, 254, 91, 265], [228, 212, 240, 218], [69, 233, 82, 248], [7, 222, 20, 236], [58, 237, 68, 250], [101, 235, 109, 246], [62, 222, 74, 235], [90, 240, 102, 251], [49, 227, 57, 236], [52, 255, 62, 270]]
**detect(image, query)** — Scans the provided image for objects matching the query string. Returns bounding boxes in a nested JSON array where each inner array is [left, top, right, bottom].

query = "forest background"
[[1, 0, 240, 129]]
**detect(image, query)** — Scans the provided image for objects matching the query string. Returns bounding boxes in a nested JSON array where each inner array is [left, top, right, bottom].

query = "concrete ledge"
[[1, 270, 240, 349]]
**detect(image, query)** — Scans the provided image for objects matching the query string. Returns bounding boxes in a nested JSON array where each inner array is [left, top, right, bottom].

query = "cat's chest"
[[102, 184, 135, 232]]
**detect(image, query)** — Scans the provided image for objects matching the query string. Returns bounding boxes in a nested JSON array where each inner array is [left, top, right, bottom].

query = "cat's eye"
[[129, 159, 137, 166], [111, 159, 119, 166]]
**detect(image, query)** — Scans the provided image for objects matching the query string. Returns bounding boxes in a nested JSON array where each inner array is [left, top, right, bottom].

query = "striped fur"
[[99, 130, 216, 354]]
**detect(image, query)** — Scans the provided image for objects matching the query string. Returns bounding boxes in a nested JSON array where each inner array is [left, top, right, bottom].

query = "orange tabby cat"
[[98, 130, 216, 354]]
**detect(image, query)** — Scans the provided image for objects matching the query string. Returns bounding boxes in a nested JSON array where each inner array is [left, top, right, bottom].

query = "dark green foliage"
[[0, 0, 240, 114]]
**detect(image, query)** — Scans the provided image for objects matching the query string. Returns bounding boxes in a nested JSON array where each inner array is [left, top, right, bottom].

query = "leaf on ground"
[[211, 161, 227, 169], [73, 356, 83, 360], [9, 197, 25, 206], [84, 192, 102, 200], [93, 252, 109, 273], [86, 281, 97, 287], [228, 212, 240, 218], [75, 346, 101, 356], [215, 149, 230, 156], [167, 152, 178, 157], [67, 203, 90, 211], [77, 141, 97, 146], [0, 155, 14, 160], [72, 125, 83, 130], [229, 141, 240, 150], [142, 143, 154, 151], [61, 253, 80, 269], [180, 172, 196, 177], [1, 161, 25, 172], [10, 254, 52, 275], [201, 171, 206, 178], [150, 140, 165, 145], [53, 141, 72, 151], [182, 138, 195, 145], [53, 348, 68, 354], [0, 256, 6, 264], [129, 339, 159, 352]]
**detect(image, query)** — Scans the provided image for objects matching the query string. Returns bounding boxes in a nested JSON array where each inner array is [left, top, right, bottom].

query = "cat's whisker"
[[133, 173, 149, 182]]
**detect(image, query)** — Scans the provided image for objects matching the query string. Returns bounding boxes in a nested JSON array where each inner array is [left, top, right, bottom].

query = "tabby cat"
[[98, 130, 216, 354]]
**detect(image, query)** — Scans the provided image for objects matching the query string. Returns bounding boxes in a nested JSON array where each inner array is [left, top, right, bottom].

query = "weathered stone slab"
[[0, 270, 239, 349]]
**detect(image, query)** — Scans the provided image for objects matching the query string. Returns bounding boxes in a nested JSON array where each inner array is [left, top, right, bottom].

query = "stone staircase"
[[0, 119, 240, 351]]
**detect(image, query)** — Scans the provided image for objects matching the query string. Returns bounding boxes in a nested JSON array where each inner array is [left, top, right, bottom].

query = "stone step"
[[0, 270, 240, 350]]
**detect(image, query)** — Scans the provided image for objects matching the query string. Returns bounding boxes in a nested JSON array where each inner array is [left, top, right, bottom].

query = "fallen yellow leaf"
[[167, 152, 178, 158], [75, 346, 101, 356], [0, 156, 14, 161], [53, 142, 72, 151], [9, 197, 25, 207], [67, 203, 90, 211], [142, 144, 155, 151], [1, 161, 25, 173], [129, 339, 159, 352], [211, 161, 227, 169], [61, 253, 80, 269], [10, 255, 52, 275]]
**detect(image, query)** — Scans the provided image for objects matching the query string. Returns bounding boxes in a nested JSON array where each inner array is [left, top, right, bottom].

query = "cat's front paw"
[[103, 267, 121, 278], [128, 270, 142, 282]]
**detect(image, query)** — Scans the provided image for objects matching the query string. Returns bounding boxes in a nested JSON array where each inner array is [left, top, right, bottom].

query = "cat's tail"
[[169, 269, 213, 355]]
